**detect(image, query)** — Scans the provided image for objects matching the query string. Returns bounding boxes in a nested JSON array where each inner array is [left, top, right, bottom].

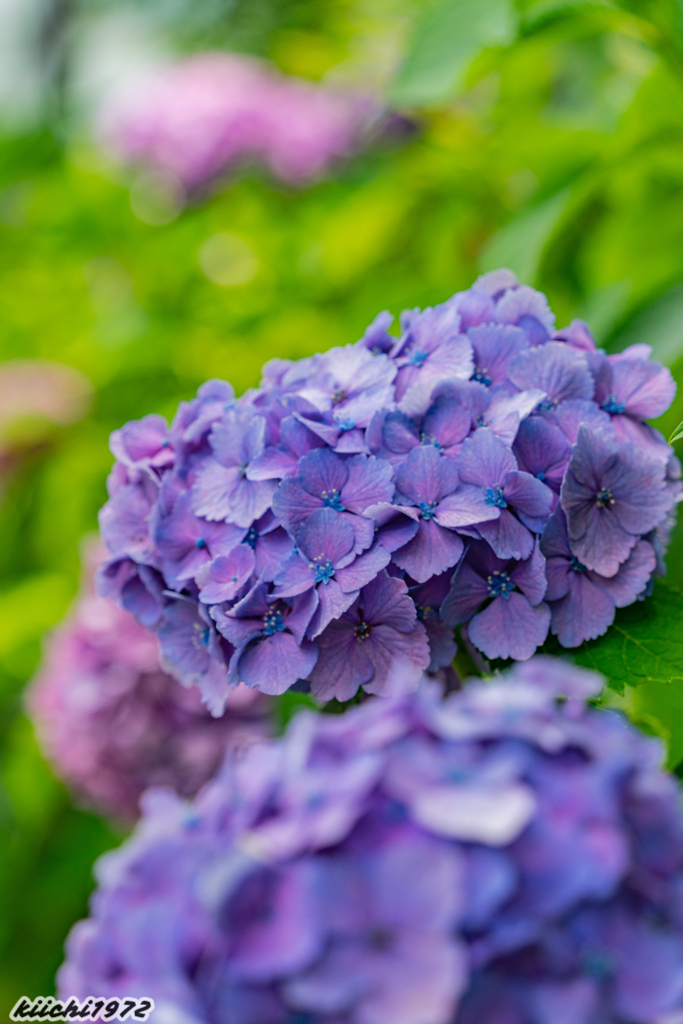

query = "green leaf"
[[669, 420, 683, 444], [392, 0, 517, 106], [610, 283, 683, 367], [479, 189, 570, 283], [563, 582, 683, 694]]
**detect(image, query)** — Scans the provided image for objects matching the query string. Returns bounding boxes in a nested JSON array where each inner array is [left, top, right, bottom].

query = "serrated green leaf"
[[392, 0, 517, 107], [564, 582, 683, 693]]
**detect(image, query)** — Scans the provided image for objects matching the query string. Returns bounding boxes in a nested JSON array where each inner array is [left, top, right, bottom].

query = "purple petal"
[[363, 621, 431, 696], [456, 428, 516, 488], [342, 455, 395, 514], [255, 527, 295, 582], [210, 408, 266, 467], [548, 572, 616, 647], [423, 395, 471, 452], [597, 538, 655, 607], [272, 477, 324, 530], [191, 459, 241, 522], [508, 342, 593, 405], [510, 541, 547, 605], [502, 471, 553, 528], [308, 620, 374, 701], [197, 546, 256, 604], [609, 357, 676, 419], [237, 633, 318, 695], [296, 508, 356, 567], [298, 448, 349, 500], [395, 446, 460, 508], [334, 544, 391, 593], [468, 323, 528, 387], [435, 486, 500, 529], [513, 416, 571, 493], [550, 398, 613, 445], [392, 520, 464, 584], [368, 504, 421, 553], [468, 593, 550, 660], [309, 580, 360, 638], [477, 510, 534, 561], [225, 475, 277, 529], [440, 562, 490, 626], [360, 571, 417, 632]]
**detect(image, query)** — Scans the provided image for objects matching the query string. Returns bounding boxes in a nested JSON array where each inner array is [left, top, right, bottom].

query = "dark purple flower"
[[512, 415, 571, 497], [410, 571, 457, 674], [592, 350, 676, 462], [308, 571, 430, 700], [541, 506, 656, 646], [434, 379, 543, 447], [213, 583, 318, 694], [561, 425, 674, 577], [456, 428, 553, 560], [195, 544, 256, 604], [170, 377, 235, 449], [97, 557, 165, 629], [507, 341, 594, 409], [98, 479, 157, 564], [391, 303, 473, 407], [154, 489, 244, 587], [157, 597, 233, 715], [552, 318, 597, 353], [493, 282, 555, 344], [191, 406, 278, 526], [468, 323, 528, 387], [271, 507, 391, 636], [382, 446, 498, 583], [360, 309, 395, 354], [272, 448, 394, 554], [441, 539, 550, 660]]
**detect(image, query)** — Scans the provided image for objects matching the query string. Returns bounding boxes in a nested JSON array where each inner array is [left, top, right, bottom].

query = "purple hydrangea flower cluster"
[[98, 269, 680, 713], [99, 53, 375, 191], [28, 566, 271, 822], [59, 658, 683, 1024]]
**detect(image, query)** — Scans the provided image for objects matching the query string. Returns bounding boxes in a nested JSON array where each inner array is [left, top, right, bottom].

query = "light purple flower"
[[28, 581, 270, 822], [97, 556, 165, 629], [541, 506, 656, 646], [592, 350, 676, 462], [468, 323, 528, 387], [291, 343, 396, 432], [308, 572, 430, 700], [512, 415, 571, 498], [154, 489, 244, 587], [441, 539, 550, 660], [391, 303, 474, 407], [561, 425, 674, 577], [271, 507, 391, 637], [109, 413, 174, 471], [552, 317, 597, 352], [247, 414, 325, 481], [273, 448, 394, 554], [213, 583, 318, 694], [191, 406, 278, 527], [98, 478, 158, 564], [456, 428, 553, 560], [493, 282, 556, 344]]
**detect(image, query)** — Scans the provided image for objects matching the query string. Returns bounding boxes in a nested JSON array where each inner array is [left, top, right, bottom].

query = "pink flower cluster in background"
[[28, 555, 271, 822], [100, 53, 374, 191]]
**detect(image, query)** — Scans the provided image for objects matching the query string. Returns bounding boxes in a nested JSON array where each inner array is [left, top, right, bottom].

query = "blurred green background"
[[4, 0, 683, 1011]]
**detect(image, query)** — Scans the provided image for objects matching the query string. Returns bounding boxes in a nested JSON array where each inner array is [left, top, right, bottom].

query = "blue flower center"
[[332, 387, 347, 405], [602, 394, 625, 415], [322, 488, 345, 512], [420, 432, 442, 451], [310, 558, 335, 584], [263, 609, 286, 636], [333, 413, 355, 431], [415, 604, 429, 622], [596, 487, 615, 508], [354, 619, 371, 641], [536, 471, 546, 481], [472, 366, 492, 386], [239, 462, 248, 478], [408, 348, 428, 367], [483, 485, 507, 508], [583, 951, 614, 980], [243, 526, 258, 548], [570, 555, 587, 573], [487, 570, 514, 600], [160, 437, 170, 447], [195, 537, 207, 549], [418, 500, 438, 520], [536, 397, 558, 412], [192, 623, 210, 649], [476, 415, 487, 427]]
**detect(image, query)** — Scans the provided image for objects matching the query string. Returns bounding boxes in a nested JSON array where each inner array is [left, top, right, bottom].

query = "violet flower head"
[[28, 584, 270, 822], [96, 270, 680, 702], [59, 658, 683, 1024]]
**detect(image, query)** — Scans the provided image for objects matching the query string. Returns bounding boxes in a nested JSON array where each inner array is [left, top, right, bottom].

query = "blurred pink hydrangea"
[[99, 52, 375, 192], [27, 553, 272, 822]]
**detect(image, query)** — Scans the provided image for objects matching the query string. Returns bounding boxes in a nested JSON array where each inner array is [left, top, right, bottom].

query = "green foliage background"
[[5, 0, 683, 1011]]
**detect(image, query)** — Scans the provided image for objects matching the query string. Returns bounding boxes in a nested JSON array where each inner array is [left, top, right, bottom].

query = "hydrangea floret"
[[59, 658, 683, 1024], [98, 269, 680, 713]]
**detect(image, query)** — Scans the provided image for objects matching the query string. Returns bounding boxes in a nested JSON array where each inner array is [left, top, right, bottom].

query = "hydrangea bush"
[[100, 52, 374, 192], [98, 269, 681, 714], [59, 658, 683, 1024], [28, 566, 271, 821]]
